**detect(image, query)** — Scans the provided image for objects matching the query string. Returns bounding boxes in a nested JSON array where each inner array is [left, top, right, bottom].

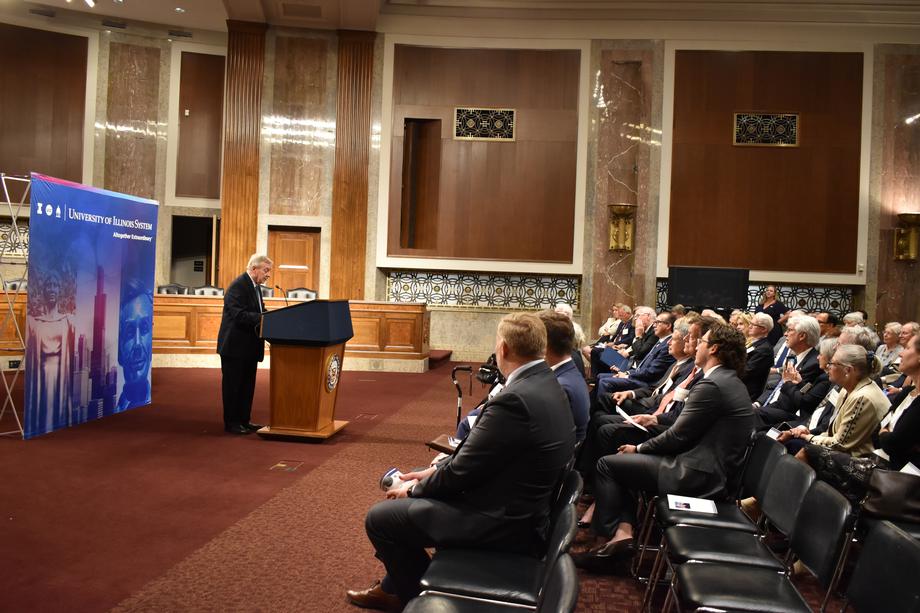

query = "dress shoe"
[[571, 539, 635, 574], [224, 424, 252, 435], [243, 422, 264, 432], [346, 581, 402, 611]]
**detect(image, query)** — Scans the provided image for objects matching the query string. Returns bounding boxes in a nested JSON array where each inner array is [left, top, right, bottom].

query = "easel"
[[0, 174, 29, 438]]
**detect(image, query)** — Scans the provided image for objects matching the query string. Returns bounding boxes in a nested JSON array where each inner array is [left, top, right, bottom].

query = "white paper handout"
[[667, 494, 718, 514], [615, 406, 649, 432], [901, 462, 920, 476]]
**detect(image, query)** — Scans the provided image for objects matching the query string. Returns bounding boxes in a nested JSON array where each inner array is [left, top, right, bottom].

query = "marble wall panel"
[[585, 42, 661, 333], [103, 42, 161, 200], [872, 45, 920, 324], [268, 36, 331, 216]]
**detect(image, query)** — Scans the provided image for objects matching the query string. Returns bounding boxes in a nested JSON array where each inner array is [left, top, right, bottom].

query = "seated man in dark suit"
[[618, 306, 657, 364], [539, 310, 590, 442], [575, 318, 710, 525], [594, 312, 676, 396], [348, 313, 576, 610], [754, 315, 823, 426], [588, 304, 635, 378], [741, 312, 776, 400], [574, 322, 754, 571]]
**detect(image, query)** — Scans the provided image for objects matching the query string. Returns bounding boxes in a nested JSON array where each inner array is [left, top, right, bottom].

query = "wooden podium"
[[256, 300, 354, 441]]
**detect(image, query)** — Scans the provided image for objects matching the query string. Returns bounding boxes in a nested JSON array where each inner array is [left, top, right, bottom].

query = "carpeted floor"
[[0, 364, 845, 612]]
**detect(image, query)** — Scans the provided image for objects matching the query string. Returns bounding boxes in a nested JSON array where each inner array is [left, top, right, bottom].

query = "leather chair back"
[[846, 520, 920, 613], [551, 470, 583, 524], [258, 284, 273, 298], [193, 285, 224, 296], [286, 287, 317, 300], [537, 554, 579, 613], [760, 454, 815, 535], [740, 433, 786, 500], [157, 284, 188, 295], [790, 481, 852, 587], [541, 504, 576, 577]]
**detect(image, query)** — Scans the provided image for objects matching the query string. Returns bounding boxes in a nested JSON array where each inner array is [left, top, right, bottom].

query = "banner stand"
[[0, 174, 30, 438]]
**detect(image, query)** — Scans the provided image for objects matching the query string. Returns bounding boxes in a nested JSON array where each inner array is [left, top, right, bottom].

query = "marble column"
[[869, 45, 920, 324], [583, 42, 662, 333]]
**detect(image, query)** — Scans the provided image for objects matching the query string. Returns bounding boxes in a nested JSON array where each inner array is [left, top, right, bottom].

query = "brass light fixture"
[[608, 203, 638, 252], [894, 212, 920, 262]]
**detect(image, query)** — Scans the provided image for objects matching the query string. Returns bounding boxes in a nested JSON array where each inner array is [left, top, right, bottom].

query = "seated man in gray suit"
[[574, 322, 754, 572], [348, 313, 576, 610]]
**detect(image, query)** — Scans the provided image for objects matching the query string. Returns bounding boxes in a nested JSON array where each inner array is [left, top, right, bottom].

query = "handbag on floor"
[[861, 469, 920, 523]]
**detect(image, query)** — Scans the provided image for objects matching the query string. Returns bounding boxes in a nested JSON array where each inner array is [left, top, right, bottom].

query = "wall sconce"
[[608, 203, 638, 252], [894, 212, 920, 262]]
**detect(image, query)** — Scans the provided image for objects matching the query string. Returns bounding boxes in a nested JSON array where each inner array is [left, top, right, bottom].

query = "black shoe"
[[572, 539, 635, 574], [243, 422, 264, 432], [225, 423, 252, 435]]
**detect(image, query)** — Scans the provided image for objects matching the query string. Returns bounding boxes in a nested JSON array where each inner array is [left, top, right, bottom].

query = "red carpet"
[[0, 364, 845, 612]]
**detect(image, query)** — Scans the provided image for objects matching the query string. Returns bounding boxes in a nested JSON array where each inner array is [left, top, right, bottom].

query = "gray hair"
[[674, 317, 690, 338], [635, 306, 656, 318], [619, 304, 633, 317], [554, 303, 574, 319], [843, 312, 865, 326], [752, 312, 774, 332], [838, 325, 880, 353], [903, 322, 920, 336], [788, 315, 820, 348], [834, 343, 880, 379], [818, 337, 838, 361], [247, 254, 273, 269], [884, 321, 902, 336]]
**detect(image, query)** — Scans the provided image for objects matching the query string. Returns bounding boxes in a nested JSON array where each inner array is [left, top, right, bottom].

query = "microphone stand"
[[275, 285, 289, 307]]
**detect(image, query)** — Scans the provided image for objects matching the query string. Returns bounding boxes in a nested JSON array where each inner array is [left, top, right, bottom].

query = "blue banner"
[[25, 173, 158, 439]]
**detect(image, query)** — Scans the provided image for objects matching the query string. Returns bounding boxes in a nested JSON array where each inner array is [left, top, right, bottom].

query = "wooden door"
[[267, 228, 320, 298]]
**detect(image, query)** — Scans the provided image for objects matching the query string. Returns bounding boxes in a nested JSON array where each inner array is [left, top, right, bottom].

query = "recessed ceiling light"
[[175, 7, 185, 13], [85, 0, 95, 7]]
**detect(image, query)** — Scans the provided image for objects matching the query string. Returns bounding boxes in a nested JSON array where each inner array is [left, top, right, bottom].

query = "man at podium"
[[216, 254, 272, 435]]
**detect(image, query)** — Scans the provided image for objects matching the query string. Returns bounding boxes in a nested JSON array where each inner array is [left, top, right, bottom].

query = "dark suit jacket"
[[756, 347, 821, 406], [624, 337, 676, 386], [611, 320, 635, 347], [630, 328, 658, 364], [640, 366, 755, 499], [555, 360, 590, 442], [621, 358, 695, 414], [757, 348, 824, 424], [413, 362, 575, 538], [216, 272, 265, 361], [876, 387, 920, 470], [742, 338, 774, 401]]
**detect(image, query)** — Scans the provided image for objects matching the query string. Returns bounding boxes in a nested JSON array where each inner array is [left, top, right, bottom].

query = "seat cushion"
[[420, 550, 543, 606], [863, 518, 920, 541], [676, 562, 810, 613], [405, 593, 519, 613], [665, 526, 784, 570], [655, 498, 758, 533]]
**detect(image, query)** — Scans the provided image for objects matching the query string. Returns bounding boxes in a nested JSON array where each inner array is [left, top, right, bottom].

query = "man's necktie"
[[766, 355, 797, 404], [653, 362, 682, 396], [774, 343, 790, 369], [654, 366, 699, 415]]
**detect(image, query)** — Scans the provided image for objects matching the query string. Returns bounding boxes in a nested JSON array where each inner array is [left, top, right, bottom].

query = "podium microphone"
[[275, 285, 289, 307]]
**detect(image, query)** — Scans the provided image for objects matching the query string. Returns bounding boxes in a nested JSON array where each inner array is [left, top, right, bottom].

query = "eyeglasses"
[[828, 361, 850, 369], [699, 338, 713, 345], [654, 320, 670, 326]]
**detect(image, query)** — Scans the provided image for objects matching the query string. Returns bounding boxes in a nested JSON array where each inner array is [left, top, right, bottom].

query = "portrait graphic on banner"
[[25, 174, 158, 439]]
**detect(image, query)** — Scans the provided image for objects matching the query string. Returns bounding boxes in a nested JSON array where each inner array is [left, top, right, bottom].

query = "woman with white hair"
[[842, 311, 865, 327], [877, 321, 903, 369], [779, 344, 889, 458]]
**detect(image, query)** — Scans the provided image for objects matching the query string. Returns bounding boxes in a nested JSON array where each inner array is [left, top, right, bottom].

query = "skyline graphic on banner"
[[25, 174, 158, 439]]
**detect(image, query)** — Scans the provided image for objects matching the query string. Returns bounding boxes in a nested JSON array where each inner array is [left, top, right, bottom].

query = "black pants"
[[220, 355, 258, 427], [365, 498, 535, 603], [592, 453, 662, 537]]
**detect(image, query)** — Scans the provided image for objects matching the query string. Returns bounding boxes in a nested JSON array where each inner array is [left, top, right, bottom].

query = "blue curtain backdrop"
[[24, 173, 158, 439]]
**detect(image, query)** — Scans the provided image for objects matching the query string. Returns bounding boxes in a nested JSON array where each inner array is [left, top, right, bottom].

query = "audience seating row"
[[635, 434, 920, 613], [156, 284, 317, 300], [405, 470, 583, 612]]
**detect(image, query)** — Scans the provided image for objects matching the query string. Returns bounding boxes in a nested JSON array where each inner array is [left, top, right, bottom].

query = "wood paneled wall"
[[177, 52, 225, 199], [329, 30, 375, 300], [388, 46, 579, 263], [218, 20, 267, 288], [0, 23, 86, 185], [669, 50, 863, 274]]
